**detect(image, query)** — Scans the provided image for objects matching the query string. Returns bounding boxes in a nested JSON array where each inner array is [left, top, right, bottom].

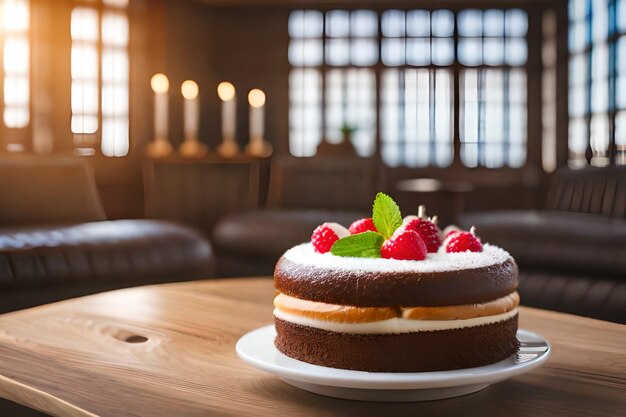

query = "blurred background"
[[0, 0, 624, 325]]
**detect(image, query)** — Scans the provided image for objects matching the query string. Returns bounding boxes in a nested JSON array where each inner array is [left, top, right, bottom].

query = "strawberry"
[[403, 206, 442, 253], [311, 222, 350, 253], [445, 226, 483, 253], [381, 228, 427, 261], [348, 218, 377, 235]]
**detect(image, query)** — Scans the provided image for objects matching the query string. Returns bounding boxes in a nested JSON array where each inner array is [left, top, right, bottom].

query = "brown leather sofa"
[[462, 166, 626, 324], [212, 156, 380, 276], [0, 156, 215, 313]]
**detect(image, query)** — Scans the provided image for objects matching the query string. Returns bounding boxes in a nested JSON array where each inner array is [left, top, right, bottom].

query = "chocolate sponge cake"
[[274, 243, 520, 372], [273, 195, 520, 373]]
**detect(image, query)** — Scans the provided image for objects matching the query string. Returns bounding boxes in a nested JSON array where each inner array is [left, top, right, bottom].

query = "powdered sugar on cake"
[[283, 242, 511, 273]]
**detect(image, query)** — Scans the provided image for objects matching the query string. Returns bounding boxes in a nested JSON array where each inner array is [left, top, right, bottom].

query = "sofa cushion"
[[212, 209, 368, 261], [461, 210, 626, 277], [0, 220, 215, 297], [519, 269, 626, 324]]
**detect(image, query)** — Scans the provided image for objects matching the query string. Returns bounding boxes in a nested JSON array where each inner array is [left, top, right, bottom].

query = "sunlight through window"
[[2, 0, 30, 129], [71, 0, 129, 156]]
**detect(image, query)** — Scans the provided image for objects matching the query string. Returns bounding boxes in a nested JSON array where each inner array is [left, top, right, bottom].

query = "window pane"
[[326, 10, 350, 37], [102, 12, 128, 47], [569, 20, 587, 53], [289, 39, 323, 66], [619, 36, 626, 108], [431, 10, 454, 37], [483, 9, 504, 37], [568, 117, 587, 163], [407, 10, 430, 37], [506, 9, 528, 36], [505, 38, 527, 65], [592, 0, 608, 43], [569, 0, 587, 21], [102, 85, 128, 116], [590, 114, 609, 158], [458, 9, 482, 37], [71, 45, 99, 80], [569, 53, 587, 87], [101, 118, 129, 157], [4, 76, 28, 105], [71, 7, 99, 41], [71, 81, 99, 114], [351, 38, 378, 66], [382, 38, 405, 66], [483, 38, 504, 65], [382, 10, 405, 37], [616, 110, 626, 164], [3, 36, 29, 74], [431, 38, 454, 65], [102, 50, 129, 82], [289, 10, 323, 37], [407, 38, 430, 66], [325, 69, 376, 156], [3, 0, 30, 130], [381, 69, 453, 167], [289, 69, 322, 157], [458, 38, 482, 65], [326, 38, 350, 66], [616, 110, 626, 146], [71, 115, 98, 134], [569, 84, 586, 117], [4, 106, 28, 128], [351, 10, 377, 37]]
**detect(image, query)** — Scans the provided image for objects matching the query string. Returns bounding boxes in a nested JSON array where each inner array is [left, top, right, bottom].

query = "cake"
[[273, 193, 520, 373]]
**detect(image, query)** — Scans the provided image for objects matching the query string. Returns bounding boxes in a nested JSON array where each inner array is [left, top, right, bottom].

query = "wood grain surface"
[[0, 278, 624, 417]]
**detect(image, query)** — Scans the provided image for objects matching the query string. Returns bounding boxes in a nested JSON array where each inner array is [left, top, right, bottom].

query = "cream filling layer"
[[274, 308, 518, 334]]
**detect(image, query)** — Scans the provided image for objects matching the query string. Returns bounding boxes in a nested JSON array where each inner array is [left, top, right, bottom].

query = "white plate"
[[236, 325, 550, 402]]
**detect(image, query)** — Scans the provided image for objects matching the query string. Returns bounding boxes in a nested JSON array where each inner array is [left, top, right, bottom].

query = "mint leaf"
[[330, 231, 384, 258], [372, 192, 402, 239]]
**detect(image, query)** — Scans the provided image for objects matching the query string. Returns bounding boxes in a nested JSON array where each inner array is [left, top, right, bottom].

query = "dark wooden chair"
[[212, 156, 383, 277]]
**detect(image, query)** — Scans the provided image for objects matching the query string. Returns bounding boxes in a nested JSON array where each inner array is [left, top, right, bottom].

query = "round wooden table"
[[0, 278, 624, 417]]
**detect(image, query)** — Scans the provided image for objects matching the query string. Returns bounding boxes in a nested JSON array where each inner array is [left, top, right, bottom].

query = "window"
[[2, 0, 30, 129], [380, 10, 454, 167], [458, 9, 528, 168], [289, 10, 377, 157], [568, 0, 626, 166], [288, 9, 529, 168], [71, 0, 129, 156]]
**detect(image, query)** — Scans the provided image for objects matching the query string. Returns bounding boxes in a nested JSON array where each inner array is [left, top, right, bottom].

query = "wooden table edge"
[[0, 373, 95, 417]]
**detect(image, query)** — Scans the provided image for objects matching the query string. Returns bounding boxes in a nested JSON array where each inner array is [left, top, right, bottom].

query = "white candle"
[[248, 88, 265, 146], [150, 73, 169, 141], [217, 81, 236, 141], [181, 80, 199, 141]]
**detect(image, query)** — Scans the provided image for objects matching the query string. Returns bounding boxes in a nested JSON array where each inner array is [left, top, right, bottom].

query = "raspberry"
[[403, 206, 442, 253], [348, 218, 377, 235], [311, 222, 350, 253], [381, 228, 427, 261], [445, 226, 483, 253]]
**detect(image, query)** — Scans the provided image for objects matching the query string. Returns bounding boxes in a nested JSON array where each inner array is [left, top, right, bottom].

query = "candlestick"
[[146, 73, 173, 158], [216, 81, 239, 157], [246, 88, 272, 157], [179, 80, 207, 158]]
